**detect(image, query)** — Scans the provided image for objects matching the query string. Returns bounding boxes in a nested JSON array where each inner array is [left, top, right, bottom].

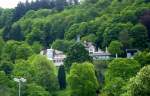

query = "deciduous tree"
[[64, 42, 92, 71], [68, 62, 99, 96]]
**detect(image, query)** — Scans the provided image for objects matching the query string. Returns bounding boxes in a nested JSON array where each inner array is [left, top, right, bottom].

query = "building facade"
[[40, 49, 66, 66], [40, 42, 111, 66], [83, 41, 111, 60]]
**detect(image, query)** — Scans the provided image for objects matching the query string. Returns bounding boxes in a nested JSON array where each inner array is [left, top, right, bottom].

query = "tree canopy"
[[64, 42, 92, 71], [0, 0, 150, 95], [67, 62, 99, 96]]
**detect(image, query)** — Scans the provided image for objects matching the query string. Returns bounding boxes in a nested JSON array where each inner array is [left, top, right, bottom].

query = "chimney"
[[105, 47, 108, 53], [76, 34, 80, 42]]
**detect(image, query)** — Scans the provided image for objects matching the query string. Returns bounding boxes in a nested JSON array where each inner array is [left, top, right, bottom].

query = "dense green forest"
[[0, 0, 150, 96]]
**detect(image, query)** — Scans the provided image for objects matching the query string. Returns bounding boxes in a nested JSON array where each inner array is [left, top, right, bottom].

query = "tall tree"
[[58, 65, 66, 90], [140, 10, 150, 38], [30, 55, 59, 92], [13, 2, 26, 21], [10, 24, 24, 41], [64, 42, 92, 71], [130, 23, 149, 49], [68, 62, 99, 96]]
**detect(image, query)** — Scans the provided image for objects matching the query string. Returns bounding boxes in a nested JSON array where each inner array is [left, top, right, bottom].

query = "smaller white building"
[[126, 49, 138, 59], [83, 41, 111, 60], [40, 49, 66, 66]]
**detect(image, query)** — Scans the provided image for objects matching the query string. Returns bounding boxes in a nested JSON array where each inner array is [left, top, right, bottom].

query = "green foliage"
[[55, 89, 71, 96], [122, 65, 150, 96], [0, 37, 4, 55], [52, 39, 74, 53], [12, 55, 59, 95], [118, 30, 132, 48], [103, 58, 140, 96], [0, 0, 150, 95], [31, 42, 43, 54], [108, 41, 123, 56], [81, 34, 97, 43], [15, 43, 33, 60], [64, 42, 92, 71], [134, 51, 150, 67], [12, 60, 33, 82], [2, 41, 33, 62], [58, 65, 66, 90], [0, 59, 13, 75], [2, 40, 21, 62], [26, 83, 50, 96], [130, 23, 149, 49], [65, 23, 80, 40], [94, 60, 109, 85], [30, 55, 59, 92], [68, 62, 99, 96], [0, 71, 14, 96], [9, 23, 24, 41], [0, 9, 13, 28]]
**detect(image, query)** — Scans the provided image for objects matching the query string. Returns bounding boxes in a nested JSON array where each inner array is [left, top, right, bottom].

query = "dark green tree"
[[10, 24, 24, 41], [58, 65, 66, 90], [64, 42, 92, 71], [0, 60, 13, 75], [130, 23, 149, 49]]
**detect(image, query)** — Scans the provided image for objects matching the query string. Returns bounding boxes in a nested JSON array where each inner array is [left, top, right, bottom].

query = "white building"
[[83, 41, 111, 60], [40, 49, 66, 66], [40, 41, 111, 66]]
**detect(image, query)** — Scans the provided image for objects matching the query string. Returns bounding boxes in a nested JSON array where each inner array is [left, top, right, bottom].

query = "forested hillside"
[[0, 0, 150, 96]]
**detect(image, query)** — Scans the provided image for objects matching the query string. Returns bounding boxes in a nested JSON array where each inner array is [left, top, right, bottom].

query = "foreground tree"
[[64, 42, 92, 71], [0, 71, 14, 96], [122, 65, 150, 96], [58, 65, 66, 90], [12, 60, 33, 82], [26, 83, 50, 96], [30, 55, 59, 92], [68, 62, 99, 96], [103, 58, 140, 96]]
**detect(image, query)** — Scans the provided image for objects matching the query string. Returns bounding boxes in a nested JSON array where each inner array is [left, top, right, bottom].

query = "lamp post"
[[14, 78, 26, 96]]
